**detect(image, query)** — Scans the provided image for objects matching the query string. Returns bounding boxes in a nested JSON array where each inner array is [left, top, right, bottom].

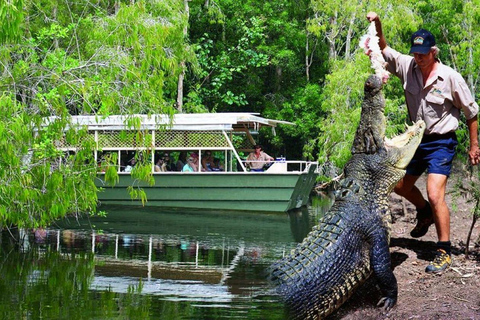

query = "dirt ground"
[[331, 167, 480, 320]]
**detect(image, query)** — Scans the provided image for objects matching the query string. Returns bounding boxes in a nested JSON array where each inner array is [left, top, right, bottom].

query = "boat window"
[[154, 151, 175, 172], [97, 151, 119, 173]]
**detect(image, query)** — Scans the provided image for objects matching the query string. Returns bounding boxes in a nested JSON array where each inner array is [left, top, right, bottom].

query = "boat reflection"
[[23, 204, 328, 304]]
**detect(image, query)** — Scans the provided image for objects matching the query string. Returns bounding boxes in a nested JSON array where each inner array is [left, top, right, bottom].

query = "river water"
[[0, 196, 332, 320]]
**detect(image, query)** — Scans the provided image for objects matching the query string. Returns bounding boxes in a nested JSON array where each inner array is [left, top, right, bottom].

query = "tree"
[[0, 0, 24, 44], [0, 0, 194, 229]]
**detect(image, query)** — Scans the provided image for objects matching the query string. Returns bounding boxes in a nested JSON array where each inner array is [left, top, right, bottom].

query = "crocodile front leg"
[[369, 227, 398, 309]]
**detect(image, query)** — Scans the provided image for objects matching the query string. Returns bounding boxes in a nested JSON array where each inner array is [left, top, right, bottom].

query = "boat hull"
[[96, 165, 317, 212]]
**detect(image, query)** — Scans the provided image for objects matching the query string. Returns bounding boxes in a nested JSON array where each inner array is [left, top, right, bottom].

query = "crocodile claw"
[[377, 297, 396, 311]]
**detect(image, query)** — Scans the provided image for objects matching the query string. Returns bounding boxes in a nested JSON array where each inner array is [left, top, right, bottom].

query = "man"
[[366, 12, 480, 273], [246, 145, 274, 172]]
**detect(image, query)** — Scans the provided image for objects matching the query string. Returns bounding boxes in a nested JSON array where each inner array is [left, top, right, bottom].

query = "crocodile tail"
[[270, 254, 372, 319], [270, 199, 371, 319], [269, 209, 372, 319]]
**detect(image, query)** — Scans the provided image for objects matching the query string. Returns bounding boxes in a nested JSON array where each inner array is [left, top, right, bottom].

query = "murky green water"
[[0, 196, 332, 320]]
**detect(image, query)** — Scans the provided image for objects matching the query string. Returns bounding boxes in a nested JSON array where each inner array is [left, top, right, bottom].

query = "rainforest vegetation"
[[1, 0, 480, 228]]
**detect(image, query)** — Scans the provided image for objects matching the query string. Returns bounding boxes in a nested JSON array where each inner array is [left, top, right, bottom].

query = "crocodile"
[[269, 75, 425, 319]]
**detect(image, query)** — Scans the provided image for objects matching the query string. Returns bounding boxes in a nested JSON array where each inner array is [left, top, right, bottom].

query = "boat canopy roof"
[[42, 113, 293, 132]]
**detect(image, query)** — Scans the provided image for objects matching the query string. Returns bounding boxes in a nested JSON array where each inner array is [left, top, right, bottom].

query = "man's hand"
[[467, 117, 479, 165], [469, 145, 480, 165]]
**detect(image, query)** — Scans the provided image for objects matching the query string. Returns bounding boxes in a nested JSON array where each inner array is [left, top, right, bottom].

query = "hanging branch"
[[464, 165, 480, 258]]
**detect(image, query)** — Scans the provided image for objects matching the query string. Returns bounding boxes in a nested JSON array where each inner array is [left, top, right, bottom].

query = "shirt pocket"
[[405, 83, 421, 95], [425, 94, 446, 118]]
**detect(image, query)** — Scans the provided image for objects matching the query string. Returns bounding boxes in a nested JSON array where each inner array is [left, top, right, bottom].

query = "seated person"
[[176, 151, 187, 171], [212, 158, 224, 171], [201, 150, 216, 171], [162, 153, 176, 171], [182, 153, 199, 172], [154, 157, 167, 172], [154, 153, 175, 172], [124, 157, 136, 172], [246, 144, 274, 172]]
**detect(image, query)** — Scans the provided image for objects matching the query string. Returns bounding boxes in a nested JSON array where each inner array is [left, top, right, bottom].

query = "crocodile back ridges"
[[269, 199, 379, 319]]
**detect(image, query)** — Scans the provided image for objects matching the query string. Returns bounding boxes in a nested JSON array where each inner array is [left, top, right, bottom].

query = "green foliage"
[[102, 153, 120, 187], [1, 0, 480, 228], [127, 186, 148, 206], [0, 0, 24, 43], [0, 94, 98, 229], [0, 0, 194, 228], [83, 1, 189, 114], [193, 16, 270, 110], [2, 0, 191, 116], [280, 85, 323, 153], [315, 55, 371, 169]]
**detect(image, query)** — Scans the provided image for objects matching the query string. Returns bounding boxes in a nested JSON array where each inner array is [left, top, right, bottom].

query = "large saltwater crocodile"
[[269, 75, 425, 319]]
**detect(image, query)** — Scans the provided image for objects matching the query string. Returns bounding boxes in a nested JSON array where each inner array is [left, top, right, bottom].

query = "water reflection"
[[0, 196, 332, 319]]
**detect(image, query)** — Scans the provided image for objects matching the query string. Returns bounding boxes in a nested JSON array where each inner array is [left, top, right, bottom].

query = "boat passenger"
[[246, 144, 274, 172], [162, 153, 176, 171], [182, 153, 199, 172], [154, 157, 167, 172], [213, 158, 224, 171], [176, 151, 187, 171], [124, 157, 136, 172], [201, 150, 216, 171]]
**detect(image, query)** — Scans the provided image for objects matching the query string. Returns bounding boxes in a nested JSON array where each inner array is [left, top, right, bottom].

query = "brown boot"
[[410, 201, 434, 238]]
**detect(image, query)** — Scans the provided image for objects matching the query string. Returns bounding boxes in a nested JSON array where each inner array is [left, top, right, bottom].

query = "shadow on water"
[[0, 196, 333, 320]]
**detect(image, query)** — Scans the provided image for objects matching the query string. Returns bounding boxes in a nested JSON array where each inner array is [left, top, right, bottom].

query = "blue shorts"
[[406, 132, 457, 177]]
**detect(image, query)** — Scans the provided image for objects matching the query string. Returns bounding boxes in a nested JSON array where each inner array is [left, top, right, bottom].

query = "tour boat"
[[48, 113, 318, 212]]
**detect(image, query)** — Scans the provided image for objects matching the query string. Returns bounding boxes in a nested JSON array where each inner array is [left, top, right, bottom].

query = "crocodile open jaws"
[[269, 75, 426, 319]]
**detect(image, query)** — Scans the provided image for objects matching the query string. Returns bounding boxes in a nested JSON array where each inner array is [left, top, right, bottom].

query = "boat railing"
[[236, 159, 317, 173], [99, 159, 316, 174]]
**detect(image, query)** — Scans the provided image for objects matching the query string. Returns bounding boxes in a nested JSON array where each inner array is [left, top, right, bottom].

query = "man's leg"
[[425, 173, 452, 273], [426, 173, 449, 242], [396, 173, 451, 272], [424, 173, 452, 273], [394, 174, 426, 208], [394, 174, 434, 238]]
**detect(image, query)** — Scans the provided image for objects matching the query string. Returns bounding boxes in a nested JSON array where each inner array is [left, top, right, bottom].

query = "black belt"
[[422, 131, 456, 142]]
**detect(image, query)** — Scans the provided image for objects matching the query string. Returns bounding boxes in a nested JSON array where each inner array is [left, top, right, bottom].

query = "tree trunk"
[[305, 31, 310, 82], [467, 24, 475, 95], [176, 0, 190, 112], [327, 13, 337, 60], [53, 5, 58, 49], [345, 10, 356, 60], [275, 66, 282, 92], [177, 62, 185, 112]]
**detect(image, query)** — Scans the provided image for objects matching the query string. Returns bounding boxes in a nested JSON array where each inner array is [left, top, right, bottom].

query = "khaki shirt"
[[383, 47, 478, 135], [247, 151, 272, 170]]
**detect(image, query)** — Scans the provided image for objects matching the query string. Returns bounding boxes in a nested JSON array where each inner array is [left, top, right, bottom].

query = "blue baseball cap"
[[409, 29, 436, 54]]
